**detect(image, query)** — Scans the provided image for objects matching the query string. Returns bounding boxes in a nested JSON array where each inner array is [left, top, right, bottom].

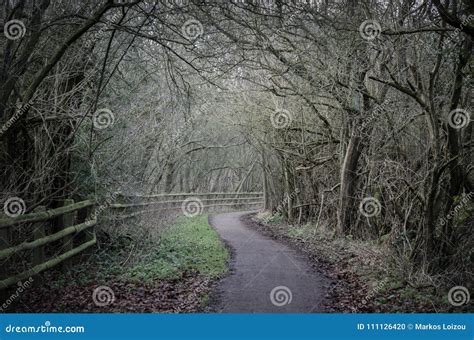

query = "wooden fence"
[[0, 192, 263, 290], [110, 192, 264, 219], [0, 199, 96, 290]]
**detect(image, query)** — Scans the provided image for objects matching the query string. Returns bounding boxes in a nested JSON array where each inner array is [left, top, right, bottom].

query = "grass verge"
[[10, 214, 229, 312], [126, 214, 229, 281]]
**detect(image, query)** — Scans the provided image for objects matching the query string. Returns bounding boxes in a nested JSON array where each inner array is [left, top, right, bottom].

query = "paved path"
[[209, 211, 329, 313]]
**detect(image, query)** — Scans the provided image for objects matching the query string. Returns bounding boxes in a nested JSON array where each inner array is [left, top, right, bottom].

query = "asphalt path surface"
[[210, 211, 329, 313]]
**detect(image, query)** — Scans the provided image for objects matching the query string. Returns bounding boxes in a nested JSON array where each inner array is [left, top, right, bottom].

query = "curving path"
[[209, 211, 329, 313]]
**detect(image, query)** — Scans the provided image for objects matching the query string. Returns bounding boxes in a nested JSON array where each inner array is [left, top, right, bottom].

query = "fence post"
[[77, 200, 95, 256], [61, 199, 76, 269], [205, 193, 210, 214], [29, 206, 46, 286], [31, 206, 46, 266]]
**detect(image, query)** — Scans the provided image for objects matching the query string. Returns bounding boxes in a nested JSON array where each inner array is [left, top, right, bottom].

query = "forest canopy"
[[0, 0, 472, 304]]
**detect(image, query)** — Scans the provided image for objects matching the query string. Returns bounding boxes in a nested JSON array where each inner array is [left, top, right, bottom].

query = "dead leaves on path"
[[10, 272, 212, 313]]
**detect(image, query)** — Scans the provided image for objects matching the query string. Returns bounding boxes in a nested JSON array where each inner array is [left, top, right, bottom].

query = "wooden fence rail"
[[120, 192, 263, 199], [111, 192, 264, 219], [111, 196, 264, 209], [0, 199, 96, 290], [0, 200, 95, 228], [0, 192, 263, 290]]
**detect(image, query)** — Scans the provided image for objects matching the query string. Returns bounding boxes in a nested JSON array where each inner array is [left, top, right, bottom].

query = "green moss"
[[200, 293, 210, 307], [126, 215, 229, 281], [266, 212, 283, 224], [286, 225, 306, 239]]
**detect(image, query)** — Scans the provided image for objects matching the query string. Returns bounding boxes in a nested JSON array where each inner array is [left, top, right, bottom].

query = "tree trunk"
[[337, 131, 362, 235]]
